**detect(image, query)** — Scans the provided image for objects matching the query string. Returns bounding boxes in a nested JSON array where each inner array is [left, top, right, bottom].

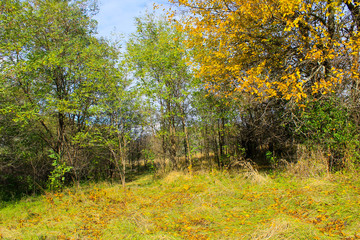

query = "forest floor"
[[1, 169, 360, 239]]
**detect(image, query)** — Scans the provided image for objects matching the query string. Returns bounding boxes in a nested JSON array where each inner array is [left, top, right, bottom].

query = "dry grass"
[[249, 218, 293, 240], [1, 169, 360, 239], [234, 159, 270, 184], [162, 171, 192, 184], [286, 145, 329, 178]]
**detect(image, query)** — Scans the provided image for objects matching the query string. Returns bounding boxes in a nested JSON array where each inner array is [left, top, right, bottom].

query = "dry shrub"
[[232, 159, 269, 184], [342, 148, 360, 173], [286, 145, 329, 178]]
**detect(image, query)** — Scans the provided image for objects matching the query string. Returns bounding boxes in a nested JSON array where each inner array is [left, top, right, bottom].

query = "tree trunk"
[[182, 116, 192, 170]]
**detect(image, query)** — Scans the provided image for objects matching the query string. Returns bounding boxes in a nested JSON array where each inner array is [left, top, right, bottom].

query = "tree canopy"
[[169, 0, 360, 102]]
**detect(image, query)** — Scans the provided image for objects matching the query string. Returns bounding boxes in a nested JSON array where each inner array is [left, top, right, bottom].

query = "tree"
[[167, 0, 360, 168], [1, 0, 119, 155], [168, 0, 359, 103], [0, 0, 122, 191], [94, 70, 144, 188], [126, 14, 195, 170]]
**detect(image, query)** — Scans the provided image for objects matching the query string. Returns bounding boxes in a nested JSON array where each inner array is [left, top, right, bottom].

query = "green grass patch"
[[1, 170, 360, 239]]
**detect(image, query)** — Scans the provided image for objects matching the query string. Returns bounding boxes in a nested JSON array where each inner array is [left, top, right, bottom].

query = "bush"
[[297, 97, 360, 170]]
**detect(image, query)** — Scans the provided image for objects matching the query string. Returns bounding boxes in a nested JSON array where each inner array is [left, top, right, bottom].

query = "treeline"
[[1, 0, 359, 200]]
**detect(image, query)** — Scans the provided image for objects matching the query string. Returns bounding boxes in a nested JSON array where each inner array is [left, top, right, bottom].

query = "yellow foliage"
[[168, 0, 360, 103]]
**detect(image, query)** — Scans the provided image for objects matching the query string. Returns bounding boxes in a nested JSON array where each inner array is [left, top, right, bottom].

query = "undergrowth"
[[0, 169, 360, 239]]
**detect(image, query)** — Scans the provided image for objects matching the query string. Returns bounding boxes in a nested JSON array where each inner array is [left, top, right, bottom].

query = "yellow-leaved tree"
[[168, 0, 360, 103]]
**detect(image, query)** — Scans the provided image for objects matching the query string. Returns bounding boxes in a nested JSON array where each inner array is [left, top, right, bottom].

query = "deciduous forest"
[[1, 0, 360, 239]]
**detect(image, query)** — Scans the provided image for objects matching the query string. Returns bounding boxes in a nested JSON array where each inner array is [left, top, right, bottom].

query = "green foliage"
[[0, 0, 126, 196], [298, 97, 360, 168], [47, 150, 72, 191], [126, 13, 195, 167], [0, 0, 121, 153], [142, 149, 156, 172], [2, 0, 360, 203], [266, 150, 279, 168]]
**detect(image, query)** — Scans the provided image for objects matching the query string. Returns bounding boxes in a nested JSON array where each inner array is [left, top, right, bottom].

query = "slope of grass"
[[1, 170, 360, 239]]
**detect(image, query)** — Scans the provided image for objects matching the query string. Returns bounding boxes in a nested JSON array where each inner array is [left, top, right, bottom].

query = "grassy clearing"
[[1, 170, 360, 239]]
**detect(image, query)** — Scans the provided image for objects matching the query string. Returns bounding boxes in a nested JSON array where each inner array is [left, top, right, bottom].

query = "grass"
[[1, 169, 360, 239]]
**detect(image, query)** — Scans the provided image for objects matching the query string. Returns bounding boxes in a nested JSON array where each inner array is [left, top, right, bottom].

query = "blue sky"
[[94, 0, 170, 40]]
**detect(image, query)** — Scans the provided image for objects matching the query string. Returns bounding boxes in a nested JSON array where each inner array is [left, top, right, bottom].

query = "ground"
[[1, 170, 360, 239]]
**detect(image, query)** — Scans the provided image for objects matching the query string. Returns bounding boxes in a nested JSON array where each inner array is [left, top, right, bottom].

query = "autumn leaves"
[[169, 0, 359, 103]]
